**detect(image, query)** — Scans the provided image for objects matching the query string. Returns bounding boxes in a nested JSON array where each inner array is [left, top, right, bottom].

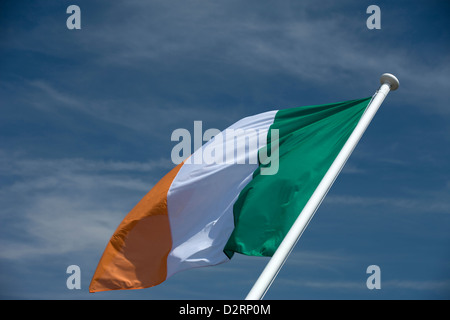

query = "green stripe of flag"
[[224, 97, 372, 258]]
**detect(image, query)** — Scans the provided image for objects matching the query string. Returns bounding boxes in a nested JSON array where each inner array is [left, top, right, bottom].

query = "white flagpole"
[[245, 73, 400, 300]]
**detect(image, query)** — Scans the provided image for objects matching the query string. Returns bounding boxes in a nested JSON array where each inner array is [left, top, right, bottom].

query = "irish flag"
[[89, 97, 372, 292]]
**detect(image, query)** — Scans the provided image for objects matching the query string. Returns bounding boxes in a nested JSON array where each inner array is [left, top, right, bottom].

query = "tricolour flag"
[[89, 96, 372, 292]]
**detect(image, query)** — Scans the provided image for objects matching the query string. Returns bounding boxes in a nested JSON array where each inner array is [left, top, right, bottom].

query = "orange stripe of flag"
[[89, 163, 183, 292]]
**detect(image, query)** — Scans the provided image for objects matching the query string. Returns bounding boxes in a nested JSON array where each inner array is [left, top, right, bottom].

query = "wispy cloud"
[[383, 279, 450, 291], [0, 154, 172, 177], [275, 278, 450, 292], [0, 153, 174, 261], [86, 1, 450, 114], [6, 1, 450, 116], [326, 194, 450, 214]]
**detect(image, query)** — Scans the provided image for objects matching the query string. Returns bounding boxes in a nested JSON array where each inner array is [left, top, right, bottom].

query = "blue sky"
[[1, 0, 449, 300]]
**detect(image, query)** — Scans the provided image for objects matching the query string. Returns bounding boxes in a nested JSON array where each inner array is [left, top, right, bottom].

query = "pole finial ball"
[[380, 73, 399, 91]]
